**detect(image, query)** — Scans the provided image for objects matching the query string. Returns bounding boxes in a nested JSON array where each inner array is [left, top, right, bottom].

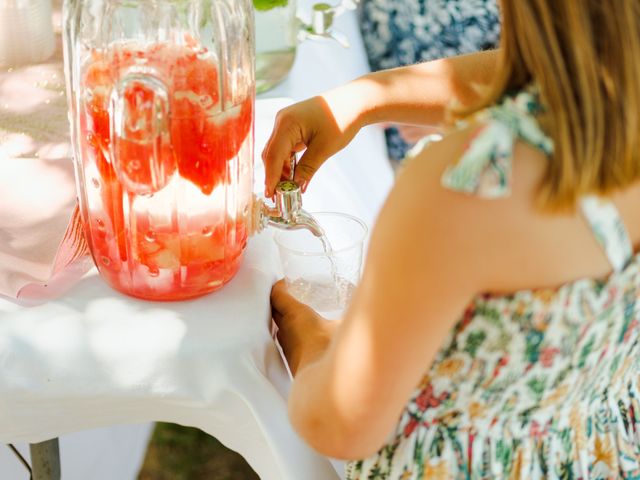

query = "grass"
[[138, 423, 259, 480]]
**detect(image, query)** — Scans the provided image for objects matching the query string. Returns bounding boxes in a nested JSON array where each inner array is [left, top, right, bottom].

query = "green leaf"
[[526, 376, 546, 401], [463, 330, 487, 357], [577, 334, 595, 369], [253, 0, 288, 11]]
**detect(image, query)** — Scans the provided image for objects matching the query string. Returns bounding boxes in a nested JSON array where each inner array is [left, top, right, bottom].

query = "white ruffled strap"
[[441, 120, 516, 198], [580, 195, 634, 272], [440, 87, 554, 198]]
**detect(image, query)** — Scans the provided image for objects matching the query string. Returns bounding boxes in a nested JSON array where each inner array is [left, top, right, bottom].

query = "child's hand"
[[261, 92, 364, 197], [271, 280, 337, 376]]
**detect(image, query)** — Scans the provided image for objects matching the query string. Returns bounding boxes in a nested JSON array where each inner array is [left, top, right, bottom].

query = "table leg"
[[29, 438, 61, 480]]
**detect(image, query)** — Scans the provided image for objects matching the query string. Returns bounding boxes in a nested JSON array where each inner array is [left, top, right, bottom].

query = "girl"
[[264, 1, 640, 477]]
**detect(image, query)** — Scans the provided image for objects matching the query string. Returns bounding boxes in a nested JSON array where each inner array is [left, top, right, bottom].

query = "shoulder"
[[382, 123, 556, 292], [394, 121, 548, 231], [400, 114, 549, 190]]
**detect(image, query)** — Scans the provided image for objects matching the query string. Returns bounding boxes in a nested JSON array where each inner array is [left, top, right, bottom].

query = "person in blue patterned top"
[[263, 1, 640, 478], [359, 0, 500, 163]]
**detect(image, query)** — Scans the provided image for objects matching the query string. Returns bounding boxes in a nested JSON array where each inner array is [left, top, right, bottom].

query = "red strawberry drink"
[[77, 41, 254, 300]]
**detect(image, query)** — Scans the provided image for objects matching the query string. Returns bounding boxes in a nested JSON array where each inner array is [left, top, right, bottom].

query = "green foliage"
[[253, 0, 289, 11], [138, 423, 258, 480]]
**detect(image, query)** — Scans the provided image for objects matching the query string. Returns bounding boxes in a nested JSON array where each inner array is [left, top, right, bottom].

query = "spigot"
[[252, 152, 325, 237], [255, 180, 325, 237], [298, 0, 360, 48]]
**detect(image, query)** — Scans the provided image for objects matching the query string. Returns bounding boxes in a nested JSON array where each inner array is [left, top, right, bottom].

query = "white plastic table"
[[0, 5, 393, 479]]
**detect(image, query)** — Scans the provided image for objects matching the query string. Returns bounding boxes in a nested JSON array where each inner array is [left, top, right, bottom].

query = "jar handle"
[[109, 71, 174, 195]]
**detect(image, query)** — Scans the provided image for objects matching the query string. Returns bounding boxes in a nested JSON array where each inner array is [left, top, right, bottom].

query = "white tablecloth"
[[0, 5, 393, 480]]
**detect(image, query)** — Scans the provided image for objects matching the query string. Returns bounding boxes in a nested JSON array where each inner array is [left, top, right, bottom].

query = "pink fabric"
[[0, 27, 91, 301]]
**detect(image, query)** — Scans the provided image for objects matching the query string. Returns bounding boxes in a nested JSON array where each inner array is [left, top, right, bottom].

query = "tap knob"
[[251, 180, 325, 237], [274, 180, 303, 222]]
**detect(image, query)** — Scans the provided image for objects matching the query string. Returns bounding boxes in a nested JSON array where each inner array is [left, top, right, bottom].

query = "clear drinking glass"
[[63, 0, 255, 300], [274, 212, 367, 319]]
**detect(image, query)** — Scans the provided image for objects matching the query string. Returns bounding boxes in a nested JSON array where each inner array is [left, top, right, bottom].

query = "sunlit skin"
[[267, 50, 640, 459], [262, 49, 498, 196]]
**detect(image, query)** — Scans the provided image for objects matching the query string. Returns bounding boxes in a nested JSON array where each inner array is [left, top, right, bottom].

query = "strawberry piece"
[[172, 97, 253, 195]]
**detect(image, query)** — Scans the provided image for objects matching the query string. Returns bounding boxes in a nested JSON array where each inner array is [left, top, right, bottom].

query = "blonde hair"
[[478, 0, 640, 210]]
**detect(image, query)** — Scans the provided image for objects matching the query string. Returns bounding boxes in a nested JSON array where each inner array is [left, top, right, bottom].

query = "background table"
[[0, 2, 394, 479]]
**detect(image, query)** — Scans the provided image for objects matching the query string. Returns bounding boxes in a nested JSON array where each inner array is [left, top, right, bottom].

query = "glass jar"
[[254, 0, 358, 93], [255, 0, 297, 93], [0, 0, 55, 66], [63, 0, 255, 300]]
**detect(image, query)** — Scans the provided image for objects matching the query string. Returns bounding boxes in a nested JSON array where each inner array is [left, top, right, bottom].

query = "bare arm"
[[326, 49, 499, 128], [272, 124, 615, 459], [262, 50, 499, 195], [283, 128, 492, 459]]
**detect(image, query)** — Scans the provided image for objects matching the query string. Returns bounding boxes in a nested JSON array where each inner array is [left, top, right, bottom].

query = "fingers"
[[262, 111, 303, 197], [262, 135, 290, 197], [281, 144, 305, 182], [270, 279, 297, 317], [262, 99, 335, 196], [293, 143, 326, 192], [271, 279, 316, 332]]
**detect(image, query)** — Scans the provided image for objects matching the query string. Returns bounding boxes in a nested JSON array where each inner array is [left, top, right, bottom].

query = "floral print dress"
[[345, 88, 640, 479], [358, 0, 501, 161]]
